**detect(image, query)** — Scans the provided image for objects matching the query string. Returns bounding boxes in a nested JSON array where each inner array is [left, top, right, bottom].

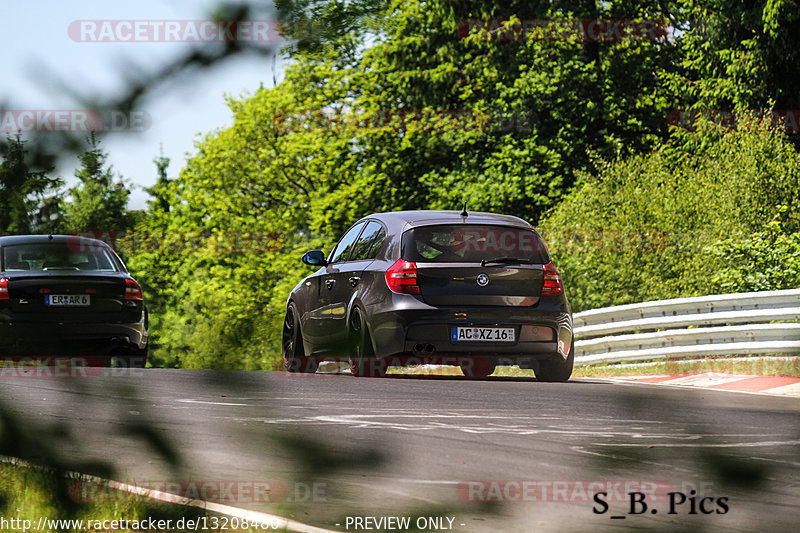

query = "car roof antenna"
[[460, 202, 468, 218]]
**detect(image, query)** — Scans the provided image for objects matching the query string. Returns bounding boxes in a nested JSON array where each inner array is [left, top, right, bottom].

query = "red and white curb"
[[601, 373, 800, 397]]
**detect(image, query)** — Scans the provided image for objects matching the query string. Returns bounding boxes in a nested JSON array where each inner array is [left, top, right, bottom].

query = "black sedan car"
[[0, 235, 148, 367], [283, 210, 573, 380]]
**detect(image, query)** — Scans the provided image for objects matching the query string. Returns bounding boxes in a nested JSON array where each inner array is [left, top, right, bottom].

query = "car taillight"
[[125, 278, 143, 300], [0, 278, 8, 300], [386, 259, 420, 295], [541, 261, 563, 296]]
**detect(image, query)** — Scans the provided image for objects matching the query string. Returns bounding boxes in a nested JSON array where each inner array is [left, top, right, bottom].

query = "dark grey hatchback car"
[[282, 210, 573, 380]]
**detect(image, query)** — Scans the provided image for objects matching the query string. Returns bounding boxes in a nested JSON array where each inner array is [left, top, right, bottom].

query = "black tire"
[[129, 346, 148, 368], [459, 357, 496, 378], [535, 339, 574, 382], [348, 307, 385, 378], [282, 302, 317, 373]]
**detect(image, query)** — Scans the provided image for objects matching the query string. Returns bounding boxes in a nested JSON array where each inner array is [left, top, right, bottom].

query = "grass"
[[572, 356, 800, 378], [0, 461, 287, 532], [384, 356, 800, 379]]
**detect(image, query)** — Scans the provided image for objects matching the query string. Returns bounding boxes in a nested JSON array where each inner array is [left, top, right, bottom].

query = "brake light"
[[541, 261, 563, 296], [0, 278, 8, 300], [125, 278, 143, 300], [386, 259, 420, 295]]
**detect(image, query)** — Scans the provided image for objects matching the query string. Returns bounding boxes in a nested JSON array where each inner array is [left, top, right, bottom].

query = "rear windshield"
[[401, 225, 550, 263], [1, 242, 119, 272]]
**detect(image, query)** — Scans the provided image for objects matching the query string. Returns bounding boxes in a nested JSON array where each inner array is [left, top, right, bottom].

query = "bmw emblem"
[[476, 273, 489, 286]]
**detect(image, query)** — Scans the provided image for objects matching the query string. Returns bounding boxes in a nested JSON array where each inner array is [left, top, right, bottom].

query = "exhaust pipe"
[[412, 344, 436, 355]]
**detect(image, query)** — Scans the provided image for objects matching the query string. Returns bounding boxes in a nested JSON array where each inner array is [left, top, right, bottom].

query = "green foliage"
[[709, 226, 800, 293], [0, 134, 62, 234], [677, 0, 800, 111], [63, 134, 133, 234], [145, 148, 172, 213], [129, 0, 800, 368], [127, 79, 340, 369], [540, 117, 800, 311], [276, 0, 390, 59], [341, 0, 684, 224], [0, 463, 218, 531]]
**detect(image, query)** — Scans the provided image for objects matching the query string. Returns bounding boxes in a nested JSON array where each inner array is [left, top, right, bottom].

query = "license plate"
[[45, 294, 90, 307], [451, 326, 515, 342]]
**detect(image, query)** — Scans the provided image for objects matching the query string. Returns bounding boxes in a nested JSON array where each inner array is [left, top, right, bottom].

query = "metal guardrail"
[[573, 289, 800, 364]]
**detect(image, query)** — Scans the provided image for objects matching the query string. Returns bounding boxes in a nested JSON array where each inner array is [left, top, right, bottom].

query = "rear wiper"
[[480, 257, 533, 267]]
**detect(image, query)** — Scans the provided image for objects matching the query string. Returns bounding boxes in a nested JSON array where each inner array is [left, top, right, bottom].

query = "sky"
[[2, 0, 286, 210]]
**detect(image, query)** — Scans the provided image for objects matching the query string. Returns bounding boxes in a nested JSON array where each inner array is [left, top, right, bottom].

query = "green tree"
[[128, 78, 347, 369], [0, 134, 61, 234], [676, 0, 800, 112], [29, 193, 65, 234], [63, 133, 132, 234], [539, 117, 800, 312], [146, 146, 172, 213], [276, 0, 688, 225]]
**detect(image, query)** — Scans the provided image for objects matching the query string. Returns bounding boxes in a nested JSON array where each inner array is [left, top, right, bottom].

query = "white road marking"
[[176, 399, 249, 406], [589, 439, 800, 448], [749, 456, 800, 468], [593, 375, 800, 398], [764, 382, 800, 396], [393, 478, 460, 485], [243, 409, 771, 441]]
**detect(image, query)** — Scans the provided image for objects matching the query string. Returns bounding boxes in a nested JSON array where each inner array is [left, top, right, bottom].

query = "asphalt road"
[[1, 368, 799, 532]]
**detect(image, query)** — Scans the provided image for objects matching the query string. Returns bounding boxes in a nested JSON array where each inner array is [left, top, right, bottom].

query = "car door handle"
[[325, 279, 335, 289], [349, 276, 360, 287]]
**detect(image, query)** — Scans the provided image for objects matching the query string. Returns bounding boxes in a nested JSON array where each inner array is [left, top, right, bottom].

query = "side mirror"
[[302, 250, 327, 267]]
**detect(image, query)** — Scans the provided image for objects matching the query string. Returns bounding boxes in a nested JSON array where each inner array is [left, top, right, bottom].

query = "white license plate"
[[45, 294, 90, 307], [451, 326, 515, 342]]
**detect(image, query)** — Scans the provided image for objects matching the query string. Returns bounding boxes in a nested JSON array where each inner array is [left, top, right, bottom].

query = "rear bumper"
[[0, 314, 148, 356], [365, 294, 572, 363]]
